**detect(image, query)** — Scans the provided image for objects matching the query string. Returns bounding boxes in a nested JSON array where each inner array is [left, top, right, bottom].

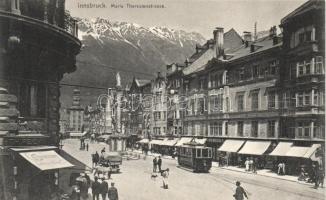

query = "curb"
[[212, 165, 315, 186]]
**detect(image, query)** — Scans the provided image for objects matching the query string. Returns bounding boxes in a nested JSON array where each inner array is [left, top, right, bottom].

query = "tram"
[[177, 144, 213, 172]]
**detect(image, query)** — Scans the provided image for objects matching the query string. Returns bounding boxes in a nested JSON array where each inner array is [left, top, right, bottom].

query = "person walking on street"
[[94, 151, 99, 166], [86, 143, 89, 151], [153, 157, 158, 172], [91, 177, 100, 200], [161, 168, 170, 189], [108, 182, 119, 200], [158, 156, 162, 172], [100, 178, 108, 200], [245, 158, 250, 172], [107, 166, 112, 180], [101, 147, 106, 154], [233, 181, 248, 200]]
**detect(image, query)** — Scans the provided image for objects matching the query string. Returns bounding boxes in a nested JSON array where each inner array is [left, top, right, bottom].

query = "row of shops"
[[137, 137, 323, 176]]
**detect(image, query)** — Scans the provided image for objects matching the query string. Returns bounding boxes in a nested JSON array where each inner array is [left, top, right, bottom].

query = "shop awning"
[[286, 144, 322, 159], [194, 138, 207, 145], [218, 140, 245, 152], [269, 142, 293, 156], [19, 150, 74, 171], [175, 137, 193, 147], [162, 138, 178, 146], [69, 132, 84, 137], [238, 141, 271, 155], [149, 140, 164, 145], [137, 139, 149, 144]]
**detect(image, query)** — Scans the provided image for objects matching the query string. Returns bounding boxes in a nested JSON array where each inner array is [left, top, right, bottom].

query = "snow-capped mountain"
[[61, 18, 206, 107]]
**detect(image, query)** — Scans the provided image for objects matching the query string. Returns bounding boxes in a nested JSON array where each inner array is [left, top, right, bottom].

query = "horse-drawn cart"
[[95, 152, 122, 175]]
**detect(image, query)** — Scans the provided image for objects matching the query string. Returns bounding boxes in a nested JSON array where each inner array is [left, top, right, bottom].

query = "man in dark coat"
[[100, 178, 109, 200], [157, 156, 162, 172], [233, 181, 248, 200], [108, 182, 119, 200], [153, 157, 158, 172], [94, 151, 100, 166], [92, 177, 100, 200]]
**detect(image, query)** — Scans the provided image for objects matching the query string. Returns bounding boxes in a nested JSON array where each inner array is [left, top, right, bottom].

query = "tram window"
[[196, 149, 202, 158], [202, 149, 208, 157]]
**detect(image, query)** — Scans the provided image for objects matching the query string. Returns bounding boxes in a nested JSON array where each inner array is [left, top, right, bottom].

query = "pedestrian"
[[91, 177, 100, 200], [252, 158, 257, 174], [153, 157, 158, 172], [101, 147, 106, 154], [233, 181, 248, 200], [245, 158, 250, 172], [100, 177, 108, 200], [249, 158, 253, 172], [157, 156, 162, 172], [86, 143, 89, 151], [94, 151, 100, 166], [108, 182, 119, 200], [107, 166, 112, 180], [161, 168, 169, 189], [277, 162, 283, 175]]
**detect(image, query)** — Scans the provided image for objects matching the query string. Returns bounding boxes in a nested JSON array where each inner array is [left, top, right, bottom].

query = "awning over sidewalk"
[[269, 142, 293, 156], [19, 150, 74, 171], [194, 138, 207, 145], [218, 139, 245, 152], [238, 141, 271, 155], [175, 137, 193, 147], [161, 138, 178, 146], [286, 144, 322, 159], [137, 139, 149, 144], [149, 140, 164, 145]]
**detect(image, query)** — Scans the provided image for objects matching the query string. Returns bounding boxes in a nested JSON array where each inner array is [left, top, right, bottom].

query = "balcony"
[[0, 1, 80, 46]]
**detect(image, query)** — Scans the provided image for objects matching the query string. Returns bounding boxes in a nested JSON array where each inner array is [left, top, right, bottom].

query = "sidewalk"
[[212, 162, 319, 186]]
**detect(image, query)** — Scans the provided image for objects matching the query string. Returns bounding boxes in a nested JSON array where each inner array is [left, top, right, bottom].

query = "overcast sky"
[[66, 0, 307, 39]]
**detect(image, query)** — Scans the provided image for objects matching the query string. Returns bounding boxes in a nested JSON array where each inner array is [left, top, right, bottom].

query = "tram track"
[[206, 169, 324, 200]]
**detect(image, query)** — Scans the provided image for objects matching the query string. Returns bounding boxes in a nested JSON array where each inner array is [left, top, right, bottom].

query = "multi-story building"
[[67, 89, 84, 133], [279, 0, 324, 158], [166, 63, 185, 137], [0, 0, 81, 199], [151, 72, 168, 138]]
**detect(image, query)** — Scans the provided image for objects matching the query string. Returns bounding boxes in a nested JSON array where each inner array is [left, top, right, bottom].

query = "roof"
[[135, 79, 151, 87], [183, 28, 243, 76], [225, 35, 282, 62], [281, 0, 324, 25]]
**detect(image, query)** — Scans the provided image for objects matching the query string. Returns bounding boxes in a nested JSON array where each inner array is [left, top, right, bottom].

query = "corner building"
[[0, 0, 81, 199]]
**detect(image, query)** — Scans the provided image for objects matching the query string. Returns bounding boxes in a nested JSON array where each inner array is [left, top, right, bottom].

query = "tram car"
[[177, 145, 213, 172]]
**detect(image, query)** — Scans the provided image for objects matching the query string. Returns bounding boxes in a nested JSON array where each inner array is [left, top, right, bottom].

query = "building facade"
[[67, 89, 84, 133], [0, 0, 81, 199]]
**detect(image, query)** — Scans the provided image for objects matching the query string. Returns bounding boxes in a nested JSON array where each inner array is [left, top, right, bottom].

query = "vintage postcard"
[[0, 0, 324, 199]]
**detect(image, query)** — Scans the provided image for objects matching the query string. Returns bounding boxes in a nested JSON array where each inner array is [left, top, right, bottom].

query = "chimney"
[[213, 27, 224, 58], [269, 26, 278, 45], [243, 31, 252, 47]]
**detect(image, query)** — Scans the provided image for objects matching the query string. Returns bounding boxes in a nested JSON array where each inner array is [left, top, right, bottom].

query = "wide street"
[[62, 139, 325, 200]]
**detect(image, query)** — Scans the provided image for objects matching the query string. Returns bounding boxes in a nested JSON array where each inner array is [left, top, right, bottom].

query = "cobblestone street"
[[62, 139, 324, 200]]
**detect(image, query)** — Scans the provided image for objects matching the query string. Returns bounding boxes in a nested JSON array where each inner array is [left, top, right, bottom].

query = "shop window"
[[202, 149, 208, 157]]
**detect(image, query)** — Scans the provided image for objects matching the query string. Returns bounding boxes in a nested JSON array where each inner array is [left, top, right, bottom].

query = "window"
[[154, 112, 161, 121], [225, 122, 228, 136], [196, 149, 202, 157], [304, 92, 310, 105], [269, 60, 279, 75], [252, 65, 259, 78], [315, 56, 324, 74], [297, 91, 312, 107], [198, 98, 205, 115], [199, 78, 206, 90], [239, 68, 245, 81], [225, 97, 230, 112], [237, 121, 244, 136], [298, 61, 304, 75], [299, 33, 305, 43], [268, 91, 276, 109], [297, 122, 310, 138], [237, 93, 244, 111], [251, 121, 258, 137], [19, 83, 46, 118], [210, 122, 222, 136], [283, 92, 290, 108], [251, 91, 259, 110], [267, 120, 276, 138], [211, 95, 223, 112]]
